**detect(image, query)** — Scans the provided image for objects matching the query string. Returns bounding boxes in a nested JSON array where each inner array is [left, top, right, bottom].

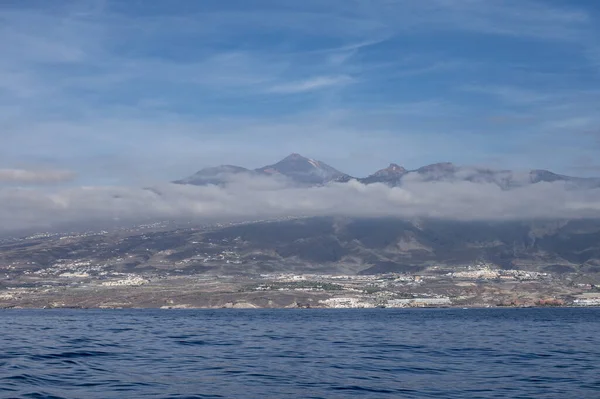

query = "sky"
[[1, 0, 599, 186], [2, 1, 600, 233]]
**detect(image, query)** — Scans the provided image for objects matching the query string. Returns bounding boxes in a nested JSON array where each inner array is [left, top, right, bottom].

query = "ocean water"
[[1, 309, 599, 399]]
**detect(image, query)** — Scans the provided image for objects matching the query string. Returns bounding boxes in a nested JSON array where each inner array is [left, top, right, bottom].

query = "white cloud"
[[0, 168, 75, 184], [2, 177, 600, 234]]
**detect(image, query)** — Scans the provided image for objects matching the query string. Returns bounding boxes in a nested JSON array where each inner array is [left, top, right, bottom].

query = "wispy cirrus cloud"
[[419, 0, 590, 40], [268, 75, 354, 93]]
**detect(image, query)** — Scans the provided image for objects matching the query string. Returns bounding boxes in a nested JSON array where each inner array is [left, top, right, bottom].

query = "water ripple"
[[0, 308, 599, 398]]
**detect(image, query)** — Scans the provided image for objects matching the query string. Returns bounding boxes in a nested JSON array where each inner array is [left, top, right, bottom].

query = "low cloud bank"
[[0, 168, 75, 184], [2, 177, 600, 234]]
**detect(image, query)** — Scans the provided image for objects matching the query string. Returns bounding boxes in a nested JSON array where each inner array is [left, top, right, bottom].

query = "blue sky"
[[1, 0, 600, 185]]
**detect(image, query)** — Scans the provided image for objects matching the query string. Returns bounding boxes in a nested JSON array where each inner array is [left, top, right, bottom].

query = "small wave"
[[175, 339, 207, 346], [29, 350, 112, 361]]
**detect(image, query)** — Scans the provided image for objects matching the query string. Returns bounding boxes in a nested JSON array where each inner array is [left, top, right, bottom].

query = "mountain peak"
[[359, 163, 407, 185], [256, 154, 345, 184], [529, 169, 566, 183], [283, 153, 308, 161], [273, 153, 324, 170], [372, 163, 407, 177], [386, 163, 406, 173]]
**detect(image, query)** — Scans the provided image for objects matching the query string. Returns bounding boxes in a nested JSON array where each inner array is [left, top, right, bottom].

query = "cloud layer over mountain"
[[3, 175, 600, 234]]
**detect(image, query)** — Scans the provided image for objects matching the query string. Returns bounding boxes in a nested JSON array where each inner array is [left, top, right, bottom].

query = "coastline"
[[2, 305, 599, 310], [2, 272, 599, 310]]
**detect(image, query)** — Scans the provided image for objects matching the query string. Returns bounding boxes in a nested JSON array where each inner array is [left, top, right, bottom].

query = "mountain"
[[360, 163, 407, 185], [528, 169, 600, 188], [174, 165, 252, 186], [255, 153, 348, 185], [174, 154, 600, 190], [415, 162, 457, 177], [195, 217, 600, 276], [530, 169, 567, 183], [412, 164, 516, 187], [10, 216, 599, 278], [175, 153, 348, 186], [385, 163, 600, 190]]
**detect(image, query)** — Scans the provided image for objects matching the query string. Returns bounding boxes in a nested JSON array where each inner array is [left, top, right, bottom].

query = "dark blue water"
[[1, 309, 599, 399]]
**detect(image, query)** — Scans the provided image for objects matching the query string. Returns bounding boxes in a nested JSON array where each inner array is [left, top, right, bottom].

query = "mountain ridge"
[[174, 153, 600, 189]]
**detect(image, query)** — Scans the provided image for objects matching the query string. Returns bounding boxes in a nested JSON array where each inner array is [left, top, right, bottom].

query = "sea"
[[1, 308, 599, 398]]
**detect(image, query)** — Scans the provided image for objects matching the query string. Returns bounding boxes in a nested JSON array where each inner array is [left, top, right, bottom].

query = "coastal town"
[[1, 261, 598, 309]]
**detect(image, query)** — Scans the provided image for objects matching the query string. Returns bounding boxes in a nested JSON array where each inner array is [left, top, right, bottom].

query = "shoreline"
[[2, 304, 599, 310]]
